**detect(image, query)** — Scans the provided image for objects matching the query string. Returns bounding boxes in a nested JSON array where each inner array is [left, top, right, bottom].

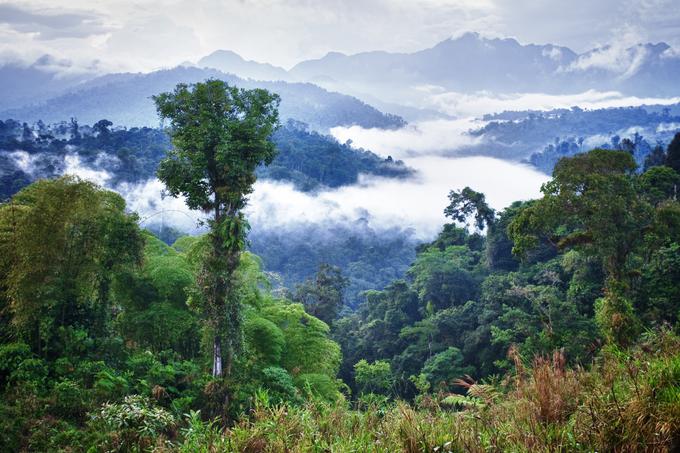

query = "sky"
[[1, 0, 679, 73]]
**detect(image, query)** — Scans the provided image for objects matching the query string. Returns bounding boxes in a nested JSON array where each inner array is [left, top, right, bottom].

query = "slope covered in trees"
[[333, 145, 680, 399], [1, 145, 678, 451], [467, 104, 680, 165], [0, 118, 412, 201]]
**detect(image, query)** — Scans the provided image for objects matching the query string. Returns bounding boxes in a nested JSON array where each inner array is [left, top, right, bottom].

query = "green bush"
[[261, 366, 300, 405], [89, 394, 176, 452], [52, 379, 87, 419], [0, 342, 31, 386], [295, 373, 343, 403]]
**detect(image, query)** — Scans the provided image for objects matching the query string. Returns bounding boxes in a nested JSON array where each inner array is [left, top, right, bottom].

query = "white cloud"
[[542, 46, 563, 61], [2, 0, 679, 73], [421, 90, 680, 117], [565, 43, 649, 79], [63, 154, 111, 186], [245, 156, 547, 240], [331, 118, 484, 159], [40, 117, 547, 241], [657, 122, 680, 133], [107, 154, 548, 241], [117, 178, 205, 232]]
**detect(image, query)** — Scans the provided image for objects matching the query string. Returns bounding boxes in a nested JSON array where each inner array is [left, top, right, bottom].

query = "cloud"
[[0, 3, 110, 40], [103, 154, 547, 241], [331, 118, 484, 159], [42, 118, 547, 242], [102, 14, 202, 70], [117, 178, 205, 233], [3, 0, 680, 73], [542, 46, 563, 61], [564, 33, 651, 79], [62, 154, 112, 186], [245, 156, 547, 240], [657, 122, 680, 133], [420, 90, 680, 117]]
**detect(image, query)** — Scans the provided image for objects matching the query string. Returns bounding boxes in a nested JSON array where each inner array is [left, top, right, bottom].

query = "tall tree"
[[154, 80, 280, 377], [444, 187, 495, 231], [508, 149, 652, 344], [294, 264, 348, 326], [665, 132, 680, 173]]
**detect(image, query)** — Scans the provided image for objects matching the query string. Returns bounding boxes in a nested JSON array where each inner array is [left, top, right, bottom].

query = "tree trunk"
[[225, 346, 233, 376], [212, 335, 223, 377]]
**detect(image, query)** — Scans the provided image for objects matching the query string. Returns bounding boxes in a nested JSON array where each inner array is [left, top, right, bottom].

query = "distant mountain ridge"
[[288, 33, 680, 105], [197, 50, 290, 81], [0, 55, 96, 108], [2, 33, 679, 128], [0, 66, 405, 131]]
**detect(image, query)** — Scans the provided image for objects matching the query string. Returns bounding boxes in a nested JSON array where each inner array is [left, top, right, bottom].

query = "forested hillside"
[[0, 118, 411, 200], [1, 129, 679, 450], [3, 1, 680, 450], [466, 104, 680, 164]]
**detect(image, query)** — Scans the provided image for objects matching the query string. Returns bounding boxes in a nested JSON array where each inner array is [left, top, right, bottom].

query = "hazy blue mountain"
[[1, 66, 405, 131], [197, 50, 290, 81], [289, 33, 680, 103], [0, 56, 96, 108]]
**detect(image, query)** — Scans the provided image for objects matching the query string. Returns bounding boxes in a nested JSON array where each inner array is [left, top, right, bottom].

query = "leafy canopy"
[[154, 80, 280, 213]]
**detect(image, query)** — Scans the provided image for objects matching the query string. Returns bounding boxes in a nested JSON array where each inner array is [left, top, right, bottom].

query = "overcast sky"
[[1, 0, 679, 72]]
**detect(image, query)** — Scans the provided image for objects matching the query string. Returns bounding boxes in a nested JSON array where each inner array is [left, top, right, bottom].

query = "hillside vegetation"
[[1, 139, 679, 451]]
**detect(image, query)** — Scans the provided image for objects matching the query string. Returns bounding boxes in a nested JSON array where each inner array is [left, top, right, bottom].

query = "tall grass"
[[134, 329, 680, 452]]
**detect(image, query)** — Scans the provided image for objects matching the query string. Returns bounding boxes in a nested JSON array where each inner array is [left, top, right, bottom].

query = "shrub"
[[295, 373, 343, 403], [89, 394, 176, 451], [261, 366, 300, 405]]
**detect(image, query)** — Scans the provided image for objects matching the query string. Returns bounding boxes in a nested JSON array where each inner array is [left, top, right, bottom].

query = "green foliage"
[[444, 186, 495, 230], [244, 315, 285, 365], [0, 177, 344, 451], [2, 144, 680, 451], [260, 120, 412, 191], [155, 79, 280, 377], [295, 373, 343, 403], [154, 80, 280, 212], [639, 165, 680, 206], [666, 132, 680, 173], [409, 245, 482, 311], [115, 232, 200, 357], [0, 176, 144, 357], [294, 263, 348, 325], [0, 342, 31, 385], [421, 347, 473, 391], [508, 149, 670, 344], [90, 395, 176, 451], [594, 294, 640, 346], [354, 359, 394, 395], [260, 366, 300, 405], [261, 302, 341, 378]]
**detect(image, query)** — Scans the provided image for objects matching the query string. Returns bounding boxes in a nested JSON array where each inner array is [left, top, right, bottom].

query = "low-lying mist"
[[247, 156, 546, 240], [51, 121, 548, 241], [401, 88, 680, 118]]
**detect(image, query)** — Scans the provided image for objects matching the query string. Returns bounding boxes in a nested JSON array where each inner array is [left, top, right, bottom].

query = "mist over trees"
[[0, 117, 412, 201], [1, 25, 680, 448], [3, 141, 679, 449]]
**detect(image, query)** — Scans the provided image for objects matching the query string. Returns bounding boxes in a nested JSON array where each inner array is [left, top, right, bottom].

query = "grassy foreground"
[[95, 329, 679, 453]]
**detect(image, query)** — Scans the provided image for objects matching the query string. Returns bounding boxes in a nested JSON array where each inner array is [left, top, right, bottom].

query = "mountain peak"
[[197, 50, 289, 81]]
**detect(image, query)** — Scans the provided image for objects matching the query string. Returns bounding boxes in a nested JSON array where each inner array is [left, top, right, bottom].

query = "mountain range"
[[0, 66, 405, 131], [287, 33, 680, 104], [2, 33, 679, 128]]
